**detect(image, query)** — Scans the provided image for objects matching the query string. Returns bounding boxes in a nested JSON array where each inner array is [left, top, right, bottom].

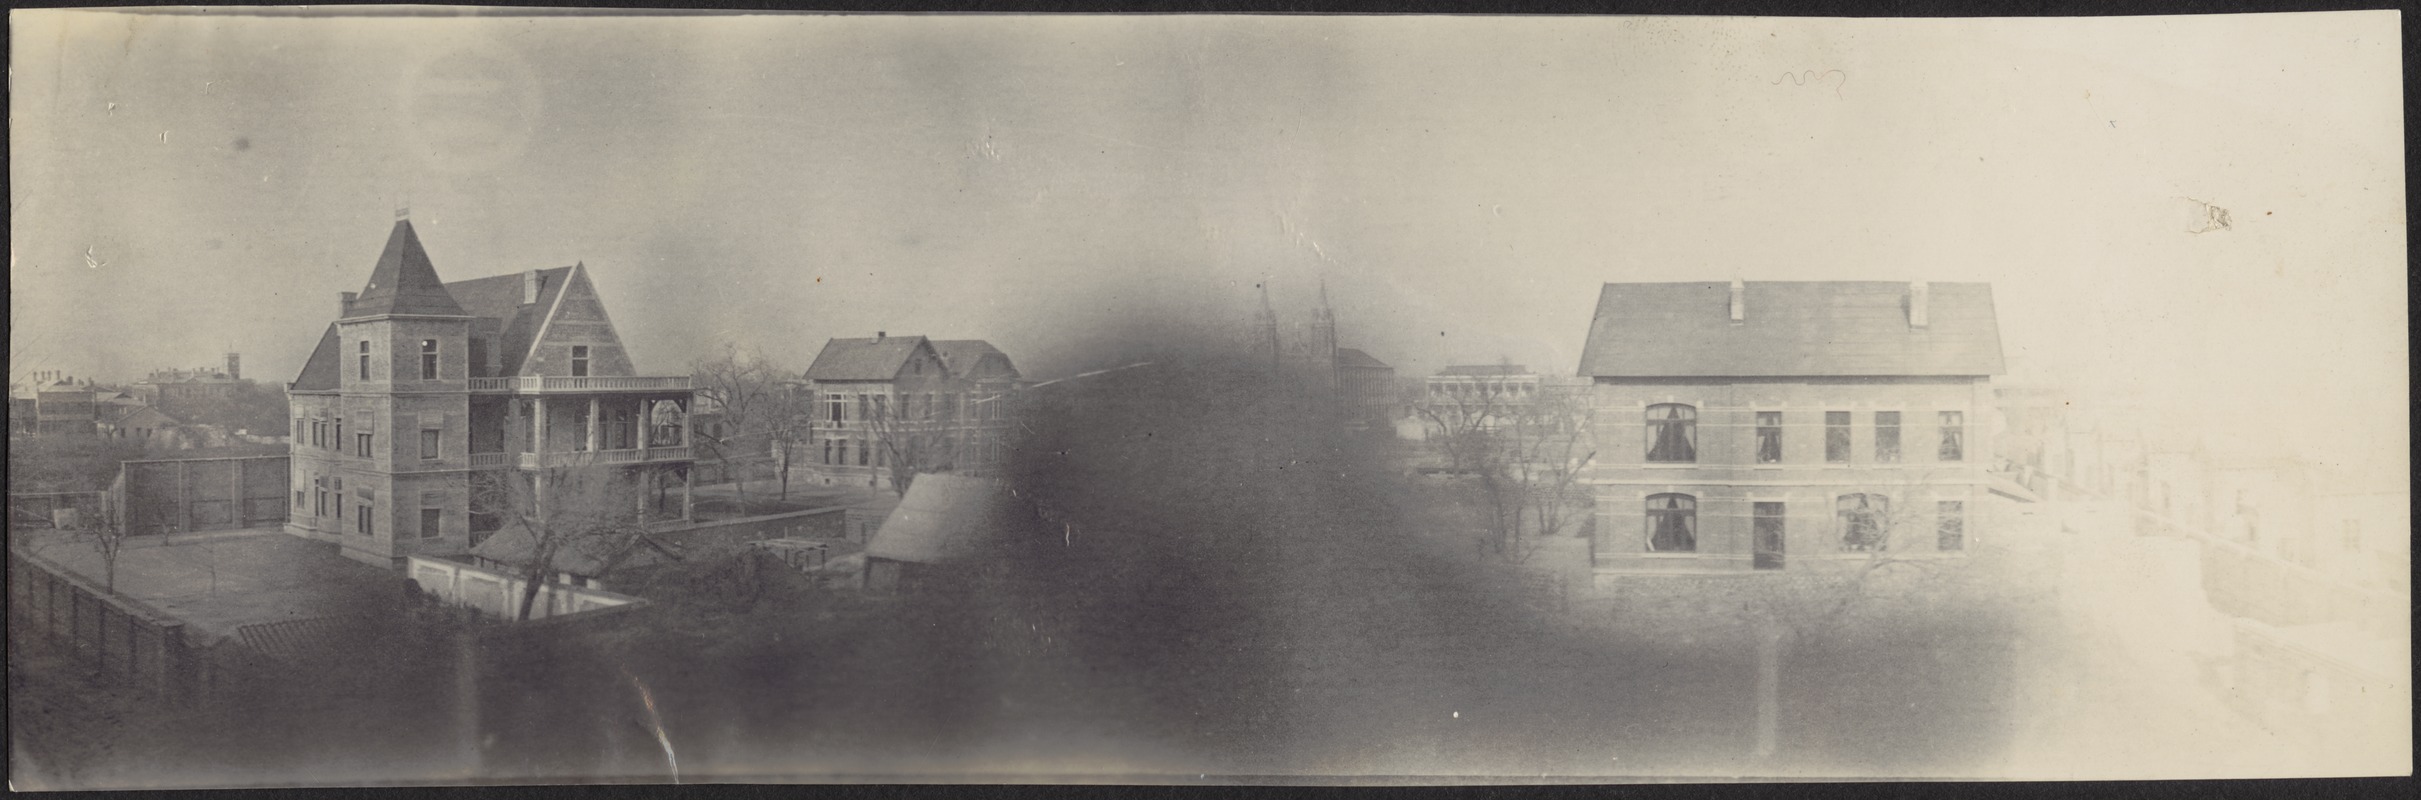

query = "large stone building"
[[132, 355, 249, 414], [1577, 280, 2004, 577], [800, 334, 1022, 489], [286, 218, 697, 568], [1251, 280, 1396, 426]]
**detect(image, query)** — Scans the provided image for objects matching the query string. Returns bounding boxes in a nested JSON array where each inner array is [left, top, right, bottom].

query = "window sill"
[[1641, 463, 1699, 469]]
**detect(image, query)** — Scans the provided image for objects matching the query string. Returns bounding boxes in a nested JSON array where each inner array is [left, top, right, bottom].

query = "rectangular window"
[[420, 429, 441, 460], [1874, 411, 1902, 463], [296, 490, 306, 509], [295, 418, 305, 441], [1753, 502, 1786, 570], [357, 504, 372, 536], [1645, 404, 1697, 463], [358, 340, 371, 381], [334, 418, 343, 451], [1825, 411, 1851, 463], [420, 339, 439, 380], [421, 493, 444, 539], [1755, 411, 1783, 464], [570, 345, 590, 378], [1937, 501, 1965, 550], [356, 433, 373, 457], [1938, 411, 1964, 461], [826, 393, 845, 423], [858, 441, 869, 466]]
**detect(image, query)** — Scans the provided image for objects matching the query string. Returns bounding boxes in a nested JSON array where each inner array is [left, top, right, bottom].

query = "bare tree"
[[466, 453, 653, 621], [1719, 469, 1986, 759], [58, 502, 129, 596], [691, 344, 784, 511], [1411, 359, 1591, 562], [862, 389, 957, 498]]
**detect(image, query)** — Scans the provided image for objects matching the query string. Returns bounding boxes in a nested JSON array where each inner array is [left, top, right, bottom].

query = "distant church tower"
[[1252, 281, 1282, 373]]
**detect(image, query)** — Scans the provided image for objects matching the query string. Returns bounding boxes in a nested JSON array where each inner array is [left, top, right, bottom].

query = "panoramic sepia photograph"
[[8, 7, 2409, 789]]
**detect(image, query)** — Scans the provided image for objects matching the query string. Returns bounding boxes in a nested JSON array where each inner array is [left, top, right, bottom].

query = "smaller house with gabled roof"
[[1579, 280, 2006, 578], [800, 333, 1022, 491]]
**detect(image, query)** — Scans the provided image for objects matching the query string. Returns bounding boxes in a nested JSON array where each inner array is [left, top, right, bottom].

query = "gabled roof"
[[1335, 348, 1391, 370], [930, 340, 1018, 381], [1576, 281, 2005, 378], [804, 336, 933, 382], [443, 266, 574, 375], [100, 404, 184, 428], [864, 475, 1039, 565], [347, 220, 468, 317], [290, 324, 343, 391]]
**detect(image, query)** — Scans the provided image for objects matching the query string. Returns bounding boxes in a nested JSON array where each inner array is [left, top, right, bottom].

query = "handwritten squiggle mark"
[[1771, 69, 1848, 99], [622, 667, 680, 783]]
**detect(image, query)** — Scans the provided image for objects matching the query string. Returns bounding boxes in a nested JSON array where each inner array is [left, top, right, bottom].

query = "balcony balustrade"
[[516, 445, 693, 469], [467, 375, 692, 394]]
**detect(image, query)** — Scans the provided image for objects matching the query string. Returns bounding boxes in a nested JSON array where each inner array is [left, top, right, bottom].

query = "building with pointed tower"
[[285, 215, 697, 568], [1250, 280, 1397, 426]]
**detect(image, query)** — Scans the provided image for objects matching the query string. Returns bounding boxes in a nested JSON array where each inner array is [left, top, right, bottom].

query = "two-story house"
[[1578, 280, 2004, 578], [286, 217, 697, 568], [801, 333, 1022, 489]]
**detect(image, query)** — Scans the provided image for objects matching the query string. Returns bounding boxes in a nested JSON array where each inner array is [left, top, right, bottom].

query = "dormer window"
[[570, 345, 590, 378]]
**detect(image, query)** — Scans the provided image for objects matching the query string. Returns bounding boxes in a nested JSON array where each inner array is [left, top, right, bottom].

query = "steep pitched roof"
[[804, 336, 932, 382], [442, 267, 574, 375], [930, 340, 1018, 381], [290, 324, 343, 391], [1335, 348, 1391, 370], [347, 220, 468, 317], [864, 475, 1038, 565], [100, 404, 184, 428], [1576, 281, 2005, 378]]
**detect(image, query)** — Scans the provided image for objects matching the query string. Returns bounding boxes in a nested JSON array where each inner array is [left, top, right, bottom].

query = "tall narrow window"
[[1645, 494, 1697, 552], [468, 338, 488, 378], [1874, 411, 1902, 463], [420, 430, 440, 460], [1838, 493, 1891, 552], [420, 339, 439, 380], [1938, 411, 1965, 461], [334, 418, 343, 451], [421, 492, 445, 540], [1755, 411, 1783, 464], [358, 340, 371, 380], [1936, 501, 1965, 550], [356, 433, 372, 458], [1753, 502, 1787, 570], [570, 345, 590, 377], [1645, 404, 1697, 463], [357, 503, 373, 536], [295, 418, 305, 441], [1825, 411, 1851, 463], [857, 441, 869, 466], [827, 393, 845, 423]]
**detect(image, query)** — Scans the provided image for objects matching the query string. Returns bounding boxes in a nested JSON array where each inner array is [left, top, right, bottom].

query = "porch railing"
[[467, 375, 692, 393]]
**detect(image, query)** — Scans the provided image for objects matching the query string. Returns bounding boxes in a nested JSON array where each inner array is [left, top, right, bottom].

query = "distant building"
[[96, 403, 203, 448], [1250, 280, 1395, 425], [133, 354, 250, 414], [800, 334, 1022, 489], [1577, 280, 2004, 576], [35, 379, 96, 437], [286, 218, 698, 568]]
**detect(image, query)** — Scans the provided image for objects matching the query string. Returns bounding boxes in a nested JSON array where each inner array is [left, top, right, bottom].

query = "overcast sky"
[[11, 9, 2405, 467]]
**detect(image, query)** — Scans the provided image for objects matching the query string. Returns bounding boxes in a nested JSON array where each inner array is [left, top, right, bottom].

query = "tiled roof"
[[347, 220, 468, 318], [864, 474, 1036, 565], [1335, 348, 1392, 370], [1576, 281, 2005, 378], [930, 340, 1018, 381], [443, 267, 573, 375], [290, 324, 343, 391], [804, 336, 931, 382]]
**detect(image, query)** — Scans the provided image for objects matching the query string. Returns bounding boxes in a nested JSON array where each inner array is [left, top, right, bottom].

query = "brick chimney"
[[877, 331, 887, 341], [340, 291, 358, 316], [522, 270, 543, 304], [1729, 278, 1746, 324], [1909, 281, 1931, 329]]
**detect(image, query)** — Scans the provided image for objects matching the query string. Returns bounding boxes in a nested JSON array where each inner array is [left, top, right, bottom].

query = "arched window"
[[1645, 404, 1697, 463], [1837, 493, 1891, 552], [1646, 493, 1697, 552]]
